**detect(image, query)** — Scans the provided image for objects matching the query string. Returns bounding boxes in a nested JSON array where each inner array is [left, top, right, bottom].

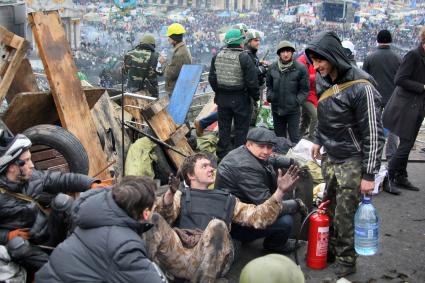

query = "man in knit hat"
[[363, 30, 402, 194], [159, 23, 192, 96]]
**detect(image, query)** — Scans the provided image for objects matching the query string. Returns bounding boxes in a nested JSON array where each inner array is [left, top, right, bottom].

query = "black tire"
[[23, 124, 89, 174]]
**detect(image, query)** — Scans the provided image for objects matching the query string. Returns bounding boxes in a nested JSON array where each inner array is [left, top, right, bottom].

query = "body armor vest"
[[176, 188, 236, 231], [215, 48, 244, 90]]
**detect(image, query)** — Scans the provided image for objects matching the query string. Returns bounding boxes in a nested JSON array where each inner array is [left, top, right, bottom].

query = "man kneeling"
[[36, 176, 167, 282], [144, 153, 300, 282]]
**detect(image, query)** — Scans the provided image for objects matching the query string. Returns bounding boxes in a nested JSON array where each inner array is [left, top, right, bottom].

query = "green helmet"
[[232, 23, 248, 34], [239, 254, 305, 283], [276, 40, 295, 54], [224, 29, 245, 45], [140, 33, 156, 46], [245, 30, 262, 43]]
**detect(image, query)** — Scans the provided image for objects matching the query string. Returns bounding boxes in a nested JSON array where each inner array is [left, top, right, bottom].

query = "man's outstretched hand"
[[277, 165, 300, 194]]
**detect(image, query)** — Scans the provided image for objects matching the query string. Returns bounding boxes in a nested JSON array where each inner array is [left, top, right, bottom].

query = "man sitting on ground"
[[144, 153, 300, 282], [215, 127, 306, 253]]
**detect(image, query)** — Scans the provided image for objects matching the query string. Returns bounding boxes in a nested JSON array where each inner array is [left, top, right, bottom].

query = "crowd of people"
[[72, 2, 424, 86]]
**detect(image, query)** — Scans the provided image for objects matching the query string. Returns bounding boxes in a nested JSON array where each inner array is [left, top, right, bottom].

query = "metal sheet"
[[167, 64, 203, 125]]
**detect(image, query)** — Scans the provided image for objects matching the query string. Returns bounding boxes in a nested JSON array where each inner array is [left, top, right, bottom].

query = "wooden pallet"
[[30, 145, 70, 173], [0, 26, 30, 102]]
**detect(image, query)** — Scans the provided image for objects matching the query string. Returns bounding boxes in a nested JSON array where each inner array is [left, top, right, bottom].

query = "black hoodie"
[[305, 32, 384, 180]]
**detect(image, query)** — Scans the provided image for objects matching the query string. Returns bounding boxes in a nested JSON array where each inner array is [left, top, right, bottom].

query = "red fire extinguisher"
[[307, 200, 331, 269]]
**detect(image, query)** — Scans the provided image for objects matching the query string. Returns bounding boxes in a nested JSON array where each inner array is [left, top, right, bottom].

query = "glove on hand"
[[8, 228, 30, 241]]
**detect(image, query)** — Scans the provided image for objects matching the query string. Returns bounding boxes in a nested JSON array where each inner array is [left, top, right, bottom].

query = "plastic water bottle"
[[354, 195, 379, 255]]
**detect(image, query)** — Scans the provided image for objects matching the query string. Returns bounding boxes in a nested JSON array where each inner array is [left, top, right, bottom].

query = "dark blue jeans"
[[230, 213, 293, 246], [199, 111, 218, 129]]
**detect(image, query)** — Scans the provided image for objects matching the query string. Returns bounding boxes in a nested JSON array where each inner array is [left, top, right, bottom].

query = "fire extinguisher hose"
[[294, 210, 317, 266]]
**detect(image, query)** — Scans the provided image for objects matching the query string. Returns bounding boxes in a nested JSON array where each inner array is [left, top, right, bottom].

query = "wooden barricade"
[[28, 11, 109, 179]]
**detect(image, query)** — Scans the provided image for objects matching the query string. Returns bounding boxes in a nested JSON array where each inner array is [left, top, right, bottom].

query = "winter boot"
[[390, 172, 419, 191]]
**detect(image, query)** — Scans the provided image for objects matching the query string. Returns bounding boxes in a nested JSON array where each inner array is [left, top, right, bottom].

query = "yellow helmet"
[[167, 23, 186, 37]]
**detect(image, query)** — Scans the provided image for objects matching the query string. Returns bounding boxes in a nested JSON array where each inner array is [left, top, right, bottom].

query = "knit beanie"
[[377, 30, 392, 44]]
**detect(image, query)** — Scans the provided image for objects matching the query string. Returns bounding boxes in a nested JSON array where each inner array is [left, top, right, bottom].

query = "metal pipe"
[[110, 92, 157, 101], [124, 122, 188, 157]]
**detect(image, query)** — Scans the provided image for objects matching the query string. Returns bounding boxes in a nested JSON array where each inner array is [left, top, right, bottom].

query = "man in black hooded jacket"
[[305, 31, 384, 277]]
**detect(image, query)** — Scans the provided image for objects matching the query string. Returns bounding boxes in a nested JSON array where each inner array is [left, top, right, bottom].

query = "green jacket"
[[164, 42, 192, 94], [124, 44, 159, 96]]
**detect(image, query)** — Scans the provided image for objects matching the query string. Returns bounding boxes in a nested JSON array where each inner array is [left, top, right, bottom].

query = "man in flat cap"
[[215, 127, 305, 254]]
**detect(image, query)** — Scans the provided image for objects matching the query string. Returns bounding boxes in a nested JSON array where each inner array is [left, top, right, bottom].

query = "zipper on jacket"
[[348, 128, 361, 152]]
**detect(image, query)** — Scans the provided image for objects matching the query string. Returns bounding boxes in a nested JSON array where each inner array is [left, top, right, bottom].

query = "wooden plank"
[[28, 11, 109, 179], [0, 26, 29, 102], [3, 88, 105, 134], [91, 93, 132, 178], [141, 96, 169, 120], [31, 148, 62, 162], [35, 156, 68, 169], [167, 64, 203, 125], [6, 58, 39, 103], [122, 90, 151, 127], [166, 124, 189, 146], [142, 103, 193, 168]]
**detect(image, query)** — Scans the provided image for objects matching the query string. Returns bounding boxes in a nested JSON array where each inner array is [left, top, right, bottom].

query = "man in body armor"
[[124, 33, 161, 97], [0, 130, 96, 274], [144, 153, 300, 282], [209, 29, 260, 159]]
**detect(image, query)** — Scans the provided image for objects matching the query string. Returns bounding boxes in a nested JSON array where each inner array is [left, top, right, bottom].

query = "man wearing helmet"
[[245, 29, 267, 87], [124, 33, 161, 97], [208, 28, 260, 159], [159, 23, 192, 96], [0, 130, 96, 274], [266, 40, 310, 143]]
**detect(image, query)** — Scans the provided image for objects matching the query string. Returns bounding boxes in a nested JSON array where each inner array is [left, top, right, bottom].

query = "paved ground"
[[227, 137, 425, 283]]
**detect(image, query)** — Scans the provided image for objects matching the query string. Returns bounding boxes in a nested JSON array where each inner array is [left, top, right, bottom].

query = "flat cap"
[[247, 127, 277, 145]]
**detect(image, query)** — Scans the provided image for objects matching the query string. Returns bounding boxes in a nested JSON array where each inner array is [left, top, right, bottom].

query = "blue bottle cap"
[[362, 195, 371, 204]]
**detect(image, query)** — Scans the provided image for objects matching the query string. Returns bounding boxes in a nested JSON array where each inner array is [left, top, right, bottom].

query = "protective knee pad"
[[50, 193, 73, 214], [6, 237, 32, 260]]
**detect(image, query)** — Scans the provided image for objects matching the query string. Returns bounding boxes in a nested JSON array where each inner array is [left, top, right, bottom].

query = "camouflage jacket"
[[124, 44, 160, 96], [163, 42, 192, 94], [155, 189, 282, 231]]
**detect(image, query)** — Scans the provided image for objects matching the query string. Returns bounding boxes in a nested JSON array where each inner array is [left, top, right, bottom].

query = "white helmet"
[[0, 133, 32, 173], [341, 40, 355, 56]]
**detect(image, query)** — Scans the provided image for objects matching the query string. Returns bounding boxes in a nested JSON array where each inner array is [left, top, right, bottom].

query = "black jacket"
[[0, 170, 94, 244], [215, 146, 276, 205], [266, 60, 310, 115], [245, 45, 266, 86], [363, 45, 402, 106], [306, 31, 384, 180], [36, 189, 165, 282], [383, 44, 425, 139], [209, 44, 260, 101]]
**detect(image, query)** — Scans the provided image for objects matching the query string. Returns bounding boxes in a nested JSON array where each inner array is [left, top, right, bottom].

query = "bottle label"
[[355, 225, 378, 239], [316, 226, 329, 257]]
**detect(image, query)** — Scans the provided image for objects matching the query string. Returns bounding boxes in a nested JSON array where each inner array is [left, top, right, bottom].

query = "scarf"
[[278, 59, 293, 72]]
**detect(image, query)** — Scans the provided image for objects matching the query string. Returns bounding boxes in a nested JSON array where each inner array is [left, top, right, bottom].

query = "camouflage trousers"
[[143, 213, 234, 283], [321, 156, 362, 266]]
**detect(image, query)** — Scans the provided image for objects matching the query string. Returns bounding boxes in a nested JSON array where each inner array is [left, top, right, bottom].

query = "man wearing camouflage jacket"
[[144, 153, 299, 283], [124, 33, 161, 97]]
